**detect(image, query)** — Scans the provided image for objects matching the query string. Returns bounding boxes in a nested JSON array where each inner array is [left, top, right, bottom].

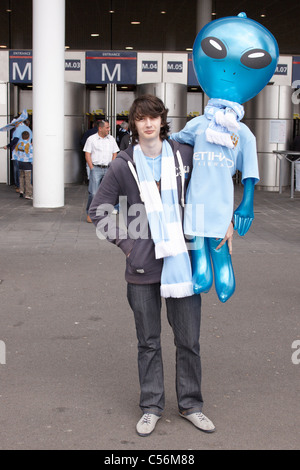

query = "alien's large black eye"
[[240, 49, 272, 69], [201, 37, 227, 59]]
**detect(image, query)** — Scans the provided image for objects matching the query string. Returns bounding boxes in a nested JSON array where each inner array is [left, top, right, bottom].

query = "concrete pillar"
[[196, 0, 212, 33], [32, 0, 65, 208]]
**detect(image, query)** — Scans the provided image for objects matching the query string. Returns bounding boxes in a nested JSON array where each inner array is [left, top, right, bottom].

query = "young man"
[[84, 120, 119, 222], [89, 94, 222, 437]]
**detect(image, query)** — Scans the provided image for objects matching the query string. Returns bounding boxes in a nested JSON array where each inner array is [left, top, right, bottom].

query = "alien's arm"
[[233, 177, 256, 236], [170, 118, 199, 146]]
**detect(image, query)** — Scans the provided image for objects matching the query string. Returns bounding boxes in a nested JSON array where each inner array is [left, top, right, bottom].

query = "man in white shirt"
[[84, 120, 119, 222]]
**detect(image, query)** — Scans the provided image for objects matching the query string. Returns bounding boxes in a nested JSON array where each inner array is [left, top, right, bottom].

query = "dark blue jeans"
[[127, 283, 203, 416], [13, 160, 20, 188]]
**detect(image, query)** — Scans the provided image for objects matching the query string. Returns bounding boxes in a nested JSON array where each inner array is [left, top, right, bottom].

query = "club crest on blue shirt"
[[231, 134, 239, 148]]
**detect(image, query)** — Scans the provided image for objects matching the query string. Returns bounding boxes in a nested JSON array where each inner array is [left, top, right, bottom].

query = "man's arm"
[[112, 152, 117, 160], [216, 221, 234, 254], [89, 164, 134, 257], [85, 152, 93, 170]]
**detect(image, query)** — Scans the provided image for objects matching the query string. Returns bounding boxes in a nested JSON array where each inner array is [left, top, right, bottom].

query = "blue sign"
[[9, 50, 32, 84], [274, 63, 288, 76], [142, 60, 158, 72], [167, 61, 183, 73], [86, 51, 137, 84], [188, 54, 199, 87], [65, 59, 81, 71], [292, 56, 300, 85]]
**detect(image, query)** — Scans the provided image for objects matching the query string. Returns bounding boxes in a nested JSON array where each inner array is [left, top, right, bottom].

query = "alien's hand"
[[234, 201, 254, 236]]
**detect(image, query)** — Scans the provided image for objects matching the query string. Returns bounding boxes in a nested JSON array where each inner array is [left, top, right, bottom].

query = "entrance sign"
[[86, 51, 137, 85], [10, 51, 32, 84]]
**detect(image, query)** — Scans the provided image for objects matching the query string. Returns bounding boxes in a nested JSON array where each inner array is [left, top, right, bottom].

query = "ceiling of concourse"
[[0, 0, 299, 55]]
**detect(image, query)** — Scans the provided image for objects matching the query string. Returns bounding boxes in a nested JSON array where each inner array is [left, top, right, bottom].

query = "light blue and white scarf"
[[204, 98, 244, 148], [133, 140, 193, 298], [0, 109, 28, 133]]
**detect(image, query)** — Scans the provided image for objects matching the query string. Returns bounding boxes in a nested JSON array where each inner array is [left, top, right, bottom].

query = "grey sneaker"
[[180, 411, 216, 433], [136, 413, 161, 437]]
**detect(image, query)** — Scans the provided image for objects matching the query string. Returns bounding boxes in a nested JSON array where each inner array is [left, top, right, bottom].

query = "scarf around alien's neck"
[[204, 98, 244, 149]]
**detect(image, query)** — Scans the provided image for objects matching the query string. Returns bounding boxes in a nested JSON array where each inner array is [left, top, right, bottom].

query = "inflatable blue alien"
[[171, 13, 279, 302]]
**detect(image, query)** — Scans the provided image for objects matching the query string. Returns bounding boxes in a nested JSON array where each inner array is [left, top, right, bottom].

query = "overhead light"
[[91, 33, 100, 37], [260, 8, 266, 17], [0, 45, 7, 49], [6, 9, 12, 13], [186, 48, 193, 51], [65, 46, 70, 49], [131, 21, 140, 25], [161, 11, 166, 14], [109, 10, 114, 13], [125, 46, 133, 50], [212, 12, 217, 16]]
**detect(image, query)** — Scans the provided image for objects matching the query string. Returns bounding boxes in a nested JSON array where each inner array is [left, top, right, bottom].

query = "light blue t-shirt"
[[171, 115, 259, 238], [145, 154, 162, 182], [12, 139, 33, 163], [13, 123, 32, 142]]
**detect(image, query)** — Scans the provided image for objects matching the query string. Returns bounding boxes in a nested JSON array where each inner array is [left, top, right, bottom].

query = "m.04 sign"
[[142, 61, 158, 72]]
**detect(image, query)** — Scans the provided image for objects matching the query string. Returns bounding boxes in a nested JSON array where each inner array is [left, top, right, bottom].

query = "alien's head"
[[193, 12, 279, 104]]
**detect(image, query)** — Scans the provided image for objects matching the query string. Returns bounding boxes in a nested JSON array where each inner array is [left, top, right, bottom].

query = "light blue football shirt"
[[171, 115, 259, 238], [145, 154, 162, 182], [13, 123, 32, 142]]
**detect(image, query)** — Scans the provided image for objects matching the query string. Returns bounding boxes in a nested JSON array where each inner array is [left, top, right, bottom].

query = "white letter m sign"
[[101, 63, 121, 82]]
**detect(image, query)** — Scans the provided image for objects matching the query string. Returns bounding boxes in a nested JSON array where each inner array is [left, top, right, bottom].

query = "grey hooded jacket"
[[89, 140, 193, 284]]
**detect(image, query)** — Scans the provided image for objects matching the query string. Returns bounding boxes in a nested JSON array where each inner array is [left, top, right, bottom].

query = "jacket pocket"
[[126, 238, 156, 274]]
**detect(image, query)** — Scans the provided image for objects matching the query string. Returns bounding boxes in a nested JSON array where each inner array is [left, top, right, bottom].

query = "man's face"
[[98, 122, 110, 137], [135, 116, 162, 143]]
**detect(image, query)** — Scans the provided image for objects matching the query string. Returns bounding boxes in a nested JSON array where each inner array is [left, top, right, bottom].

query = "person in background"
[[83, 120, 119, 223], [116, 121, 130, 147], [13, 130, 33, 200], [4, 117, 32, 192], [119, 130, 131, 151], [80, 119, 100, 183]]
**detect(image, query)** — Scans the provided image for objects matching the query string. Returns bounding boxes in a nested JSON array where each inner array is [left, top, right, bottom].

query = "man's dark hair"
[[22, 131, 30, 140], [128, 94, 170, 144], [97, 120, 109, 129]]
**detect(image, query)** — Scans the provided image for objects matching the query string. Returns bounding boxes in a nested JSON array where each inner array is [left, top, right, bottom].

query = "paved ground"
[[0, 183, 299, 450]]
